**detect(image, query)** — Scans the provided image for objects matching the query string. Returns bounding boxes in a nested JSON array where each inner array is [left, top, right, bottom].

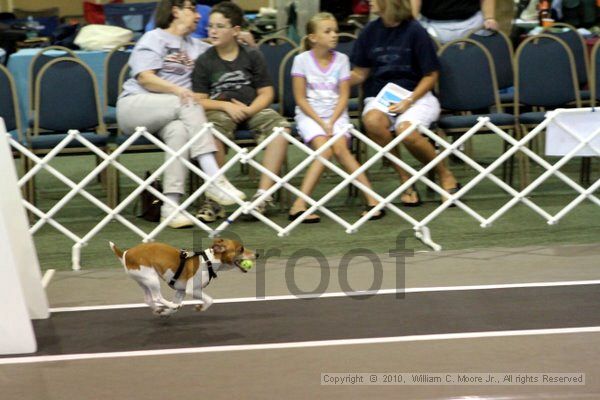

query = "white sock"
[[165, 193, 181, 205], [196, 153, 220, 177]]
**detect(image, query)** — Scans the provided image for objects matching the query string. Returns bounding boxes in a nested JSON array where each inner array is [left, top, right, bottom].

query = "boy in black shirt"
[[192, 1, 291, 219]]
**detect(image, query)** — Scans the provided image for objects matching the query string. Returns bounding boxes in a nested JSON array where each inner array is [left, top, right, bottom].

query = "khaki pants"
[[206, 108, 291, 143]]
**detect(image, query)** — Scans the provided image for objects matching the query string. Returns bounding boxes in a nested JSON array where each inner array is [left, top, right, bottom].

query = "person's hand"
[[175, 87, 195, 105], [223, 100, 249, 123], [483, 18, 498, 31], [237, 31, 257, 47], [388, 98, 413, 115], [318, 119, 333, 135], [231, 98, 252, 118]]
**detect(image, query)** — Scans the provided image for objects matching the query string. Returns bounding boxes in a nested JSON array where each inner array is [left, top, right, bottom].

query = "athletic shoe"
[[205, 176, 246, 206], [196, 199, 226, 223], [250, 191, 273, 215], [160, 203, 194, 229]]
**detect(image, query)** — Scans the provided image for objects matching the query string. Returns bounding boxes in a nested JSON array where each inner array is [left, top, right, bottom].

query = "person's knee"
[[271, 133, 289, 149], [161, 120, 188, 148], [206, 111, 236, 137], [363, 112, 391, 138], [396, 123, 421, 146], [331, 141, 348, 159]]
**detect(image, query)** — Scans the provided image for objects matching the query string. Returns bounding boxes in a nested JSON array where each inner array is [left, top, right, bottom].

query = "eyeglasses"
[[207, 23, 233, 30]]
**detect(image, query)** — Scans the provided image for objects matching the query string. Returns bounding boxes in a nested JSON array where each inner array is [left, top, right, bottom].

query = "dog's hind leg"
[[132, 267, 178, 314]]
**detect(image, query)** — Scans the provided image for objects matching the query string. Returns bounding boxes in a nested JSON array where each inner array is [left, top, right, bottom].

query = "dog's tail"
[[109, 241, 124, 259]]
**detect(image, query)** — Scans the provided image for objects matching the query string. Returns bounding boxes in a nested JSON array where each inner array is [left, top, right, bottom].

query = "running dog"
[[109, 239, 256, 316]]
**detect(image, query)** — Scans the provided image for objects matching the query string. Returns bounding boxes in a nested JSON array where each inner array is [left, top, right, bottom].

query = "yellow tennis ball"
[[240, 259, 253, 270]]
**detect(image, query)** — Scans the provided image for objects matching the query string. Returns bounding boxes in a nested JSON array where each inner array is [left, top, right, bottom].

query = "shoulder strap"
[[168, 250, 217, 289]]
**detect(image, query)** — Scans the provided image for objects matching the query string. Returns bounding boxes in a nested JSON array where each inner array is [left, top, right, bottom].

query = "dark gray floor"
[[4, 285, 600, 357], [3, 243, 600, 400]]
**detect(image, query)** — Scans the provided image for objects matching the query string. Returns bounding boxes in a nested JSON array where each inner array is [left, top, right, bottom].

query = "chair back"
[[468, 29, 514, 90], [0, 64, 22, 141], [437, 38, 501, 112], [335, 33, 360, 101], [279, 48, 302, 118], [104, 43, 133, 109], [118, 63, 132, 94], [542, 23, 589, 88], [29, 46, 78, 114], [33, 57, 104, 135], [514, 34, 580, 111], [104, 2, 157, 37], [258, 36, 297, 103], [590, 39, 600, 106]]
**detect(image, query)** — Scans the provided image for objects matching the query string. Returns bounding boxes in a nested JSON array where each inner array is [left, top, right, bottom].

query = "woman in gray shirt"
[[117, 0, 245, 229]]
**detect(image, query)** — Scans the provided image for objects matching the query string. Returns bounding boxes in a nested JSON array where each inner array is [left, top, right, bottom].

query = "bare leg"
[[395, 121, 457, 192], [362, 110, 419, 204], [330, 139, 379, 207], [214, 139, 226, 167], [258, 131, 290, 191], [290, 136, 332, 217]]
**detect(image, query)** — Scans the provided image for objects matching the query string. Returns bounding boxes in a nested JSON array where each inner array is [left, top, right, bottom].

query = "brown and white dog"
[[109, 239, 256, 316]]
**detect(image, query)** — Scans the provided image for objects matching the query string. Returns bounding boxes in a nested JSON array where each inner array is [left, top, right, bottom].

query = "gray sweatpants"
[[117, 93, 217, 194]]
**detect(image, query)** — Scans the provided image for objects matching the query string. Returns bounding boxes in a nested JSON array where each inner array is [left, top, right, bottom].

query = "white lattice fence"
[[7, 108, 599, 270]]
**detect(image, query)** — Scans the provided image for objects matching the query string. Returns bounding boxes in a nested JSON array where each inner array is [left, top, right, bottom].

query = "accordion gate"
[[7, 108, 600, 270]]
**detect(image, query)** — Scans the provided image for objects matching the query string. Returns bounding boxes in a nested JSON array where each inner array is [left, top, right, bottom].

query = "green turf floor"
[[24, 134, 599, 271]]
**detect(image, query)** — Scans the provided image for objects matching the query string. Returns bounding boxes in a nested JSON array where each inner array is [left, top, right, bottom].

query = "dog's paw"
[[194, 302, 212, 312], [152, 305, 168, 316]]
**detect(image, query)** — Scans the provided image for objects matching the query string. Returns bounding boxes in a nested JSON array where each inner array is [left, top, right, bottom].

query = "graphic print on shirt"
[[209, 70, 252, 101], [162, 47, 195, 75]]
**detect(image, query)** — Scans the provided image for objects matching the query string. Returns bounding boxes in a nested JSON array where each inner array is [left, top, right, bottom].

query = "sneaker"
[[160, 204, 194, 229], [205, 176, 246, 206], [196, 199, 226, 223], [250, 191, 273, 215]]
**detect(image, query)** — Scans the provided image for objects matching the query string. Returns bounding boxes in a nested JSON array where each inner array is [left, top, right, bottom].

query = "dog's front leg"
[[193, 289, 213, 312], [172, 289, 185, 307], [190, 270, 213, 312]]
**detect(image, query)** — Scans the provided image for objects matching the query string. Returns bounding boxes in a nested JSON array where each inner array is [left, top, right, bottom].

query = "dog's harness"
[[168, 250, 217, 289]]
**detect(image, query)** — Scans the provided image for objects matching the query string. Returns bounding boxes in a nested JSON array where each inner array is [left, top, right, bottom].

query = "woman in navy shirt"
[[351, 0, 458, 206]]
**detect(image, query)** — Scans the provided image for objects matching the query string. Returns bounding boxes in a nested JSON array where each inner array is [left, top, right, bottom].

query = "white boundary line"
[[49, 279, 600, 313], [2, 326, 600, 365]]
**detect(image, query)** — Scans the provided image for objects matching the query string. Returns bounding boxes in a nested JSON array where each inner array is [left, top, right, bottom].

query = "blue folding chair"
[[335, 33, 360, 117], [437, 38, 516, 184], [514, 34, 581, 187], [468, 28, 515, 108], [104, 2, 158, 40], [542, 22, 590, 105], [0, 63, 25, 161], [26, 57, 109, 205], [258, 36, 298, 114], [28, 46, 78, 124], [104, 43, 134, 130]]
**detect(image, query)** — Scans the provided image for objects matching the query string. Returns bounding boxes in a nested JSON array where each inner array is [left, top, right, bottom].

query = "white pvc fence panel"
[[8, 108, 600, 270]]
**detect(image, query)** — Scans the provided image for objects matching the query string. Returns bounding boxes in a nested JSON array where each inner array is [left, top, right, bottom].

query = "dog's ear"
[[212, 238, 227, 254]]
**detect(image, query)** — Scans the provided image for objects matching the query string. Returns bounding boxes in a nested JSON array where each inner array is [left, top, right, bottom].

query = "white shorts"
[[419, 11, 484, 45], [295, 112, 351, 144], [362, 91, 441, 131]]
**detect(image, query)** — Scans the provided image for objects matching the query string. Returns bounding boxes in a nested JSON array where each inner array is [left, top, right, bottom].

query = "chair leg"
[[580, 157, 591, 186], [517, 124, 530, 190]]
